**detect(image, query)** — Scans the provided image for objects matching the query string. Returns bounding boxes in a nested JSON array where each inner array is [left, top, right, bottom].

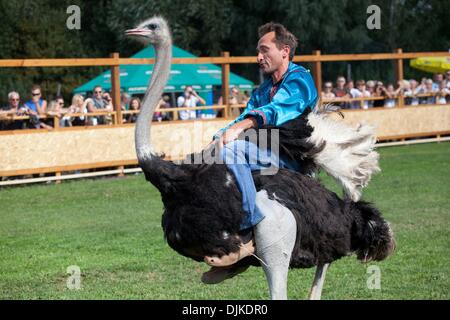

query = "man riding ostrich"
[[125, 16, 395, 300]]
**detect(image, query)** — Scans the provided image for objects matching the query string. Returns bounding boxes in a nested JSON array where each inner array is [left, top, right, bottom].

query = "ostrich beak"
[[125, 28, 149, 37]]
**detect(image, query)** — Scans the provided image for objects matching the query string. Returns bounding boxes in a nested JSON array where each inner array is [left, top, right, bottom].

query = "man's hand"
[[220, 117, 257, 146]]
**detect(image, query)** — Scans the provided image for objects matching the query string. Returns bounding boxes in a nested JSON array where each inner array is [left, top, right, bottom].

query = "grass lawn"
[[0, 142, 449, 300]]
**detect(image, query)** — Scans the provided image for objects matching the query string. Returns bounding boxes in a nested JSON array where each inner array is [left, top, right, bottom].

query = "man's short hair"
[[258, 22, 298, 61], [31, 84, 41, 92], [8, 91, 19, 100]]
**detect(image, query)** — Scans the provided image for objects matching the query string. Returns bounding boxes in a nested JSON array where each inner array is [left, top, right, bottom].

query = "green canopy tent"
[[73, 46, 254, 102]]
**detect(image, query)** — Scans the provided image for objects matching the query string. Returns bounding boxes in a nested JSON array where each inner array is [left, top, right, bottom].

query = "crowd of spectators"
[[321, 71, 450, 109], [1, 72, 448, 131]]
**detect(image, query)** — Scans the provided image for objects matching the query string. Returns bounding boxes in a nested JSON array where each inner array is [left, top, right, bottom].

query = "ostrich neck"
[[135, 41, 172, 162]]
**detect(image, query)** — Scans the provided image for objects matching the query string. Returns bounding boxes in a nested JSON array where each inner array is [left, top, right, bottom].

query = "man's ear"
[[282, 45, 290, 59]]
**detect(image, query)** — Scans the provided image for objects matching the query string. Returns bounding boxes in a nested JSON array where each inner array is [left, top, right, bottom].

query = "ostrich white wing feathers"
[[306, 104, 380, 201]]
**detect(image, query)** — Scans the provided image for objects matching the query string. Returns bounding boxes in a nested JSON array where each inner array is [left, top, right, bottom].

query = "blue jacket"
[[214, 62, 318, 139]]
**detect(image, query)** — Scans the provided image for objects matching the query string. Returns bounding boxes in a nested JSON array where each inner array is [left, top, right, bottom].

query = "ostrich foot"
[[201, 264, 250, 284], [204, 239, 255, 267]]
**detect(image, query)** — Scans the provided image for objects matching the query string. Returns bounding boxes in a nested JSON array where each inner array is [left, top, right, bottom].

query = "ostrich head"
[[125, 16, 171, 46]]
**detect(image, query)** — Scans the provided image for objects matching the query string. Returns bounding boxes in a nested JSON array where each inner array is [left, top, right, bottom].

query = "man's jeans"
[[221, 139, 300, 230]]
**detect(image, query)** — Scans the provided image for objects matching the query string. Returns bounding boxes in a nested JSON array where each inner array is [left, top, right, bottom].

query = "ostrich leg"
[[254, 190, 297, 300], [308, 263, 330, 300]]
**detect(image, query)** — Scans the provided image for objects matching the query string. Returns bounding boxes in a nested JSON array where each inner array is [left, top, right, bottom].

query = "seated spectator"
[[46, 96, 72, 127], [86, 86, 112, 125], [125, 97, 141, 123], [68, 94, 88, 126], [321, 82, 336, 100], [332, 76, 350, 108], [177, 86, 205, 120], [102, 92, 114, 124], [436, 81, 450, 105], [1, 91, 22, 130], [24, 85, 47, 115]]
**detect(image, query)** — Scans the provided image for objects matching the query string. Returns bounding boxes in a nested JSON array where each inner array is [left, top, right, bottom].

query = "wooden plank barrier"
[[1, 105, 449, 178]]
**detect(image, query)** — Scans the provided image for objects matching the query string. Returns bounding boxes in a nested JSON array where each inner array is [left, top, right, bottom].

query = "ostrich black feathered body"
[[140, 113, 393, 267]]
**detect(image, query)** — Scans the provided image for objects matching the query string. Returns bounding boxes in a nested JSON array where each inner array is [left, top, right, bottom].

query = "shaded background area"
[[0, 0, 449, 104]]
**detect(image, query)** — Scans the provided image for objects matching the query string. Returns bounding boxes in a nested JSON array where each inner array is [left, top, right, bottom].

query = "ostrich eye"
[[147, 23, 158, 31]]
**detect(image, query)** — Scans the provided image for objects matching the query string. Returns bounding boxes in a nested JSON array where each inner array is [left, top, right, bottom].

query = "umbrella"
[[410, 56, 450, 74], [74, 45, 254, 95]]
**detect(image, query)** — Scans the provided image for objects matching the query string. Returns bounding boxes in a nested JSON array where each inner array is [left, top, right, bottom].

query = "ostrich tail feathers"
[[307, 105, 381, 201]]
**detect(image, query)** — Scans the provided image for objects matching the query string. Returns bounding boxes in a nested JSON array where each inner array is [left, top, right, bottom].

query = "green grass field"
[[1, 142, 449, 300]]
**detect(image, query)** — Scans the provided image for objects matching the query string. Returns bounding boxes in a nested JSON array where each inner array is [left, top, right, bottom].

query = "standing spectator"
[[157, 95, 172, 121], [405, 79, 420, 106], [445, 71, 450, 89], [436, 81, 449, 104], [125, 97, 141, 123], [102, 92, 114, 124], [373, 81, 385, 107], [177, 86, 206, 120], [332, 76, 350, 108], [121, 92, 130, 110], [350, 80, 371, 109], [384, 84, 398, 108], [420, 79, 437, 104], [366, 81, 376, 108], [432, 73, 444, 90], [321, 82, 336, 100]]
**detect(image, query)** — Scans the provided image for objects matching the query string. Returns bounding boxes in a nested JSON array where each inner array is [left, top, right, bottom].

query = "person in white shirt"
[[350, 80, 371, 109], [177, 86, 206, 120], [436, 81, 449, 104]]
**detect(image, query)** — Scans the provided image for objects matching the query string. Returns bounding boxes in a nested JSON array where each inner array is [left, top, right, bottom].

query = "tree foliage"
[[0, 0, 448, 104]]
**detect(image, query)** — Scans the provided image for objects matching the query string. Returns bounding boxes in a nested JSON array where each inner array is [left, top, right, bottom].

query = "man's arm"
[[237, 71, 318, 128]]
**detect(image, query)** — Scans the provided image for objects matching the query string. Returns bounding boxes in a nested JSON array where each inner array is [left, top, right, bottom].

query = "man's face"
[[57, 98, 64, 108], [257, 32, 288, 75], [9, 95, 20, 107], [94, 87, 103, 99], [31, 89, 41, 102]]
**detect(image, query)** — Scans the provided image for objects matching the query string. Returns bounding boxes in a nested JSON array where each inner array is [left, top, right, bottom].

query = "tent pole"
[[221, 51, 230, 119]]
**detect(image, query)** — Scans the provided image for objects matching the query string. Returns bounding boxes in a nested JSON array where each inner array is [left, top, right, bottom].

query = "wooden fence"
[[1, 50, 450, 184]]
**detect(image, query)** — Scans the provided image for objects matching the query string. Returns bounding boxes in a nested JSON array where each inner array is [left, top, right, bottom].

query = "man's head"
[[433, 73, 443, 83], [336, 76, 346, 88], [93, 85, 103, 99], [8, 91, 20, 108], [257, 22, 297, 75], [31, 85, 42, 102], [55, 95, 64, 108], [184, 86, 193, 97]]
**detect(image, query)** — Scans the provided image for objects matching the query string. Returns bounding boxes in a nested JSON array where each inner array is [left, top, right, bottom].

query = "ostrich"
[[125, 16, 395, 300]]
